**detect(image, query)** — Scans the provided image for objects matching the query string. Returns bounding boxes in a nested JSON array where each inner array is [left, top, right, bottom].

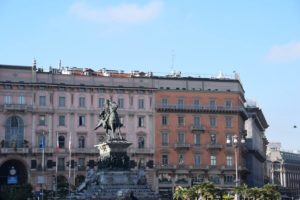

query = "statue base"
[[69, 138, 160, 199]]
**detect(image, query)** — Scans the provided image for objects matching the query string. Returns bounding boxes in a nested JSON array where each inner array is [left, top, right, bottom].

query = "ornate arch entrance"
[[0, 159, 28, 185]]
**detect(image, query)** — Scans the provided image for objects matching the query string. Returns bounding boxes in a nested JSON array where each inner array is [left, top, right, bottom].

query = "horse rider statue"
[[94, 99, 123, 140]]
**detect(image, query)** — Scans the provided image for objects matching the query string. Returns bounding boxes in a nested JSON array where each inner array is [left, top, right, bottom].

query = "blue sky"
[[1, 0, 300, 150]]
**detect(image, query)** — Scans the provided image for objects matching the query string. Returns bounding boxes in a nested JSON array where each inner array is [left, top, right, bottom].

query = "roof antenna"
[[33, 58, 37, 71], [59, 59, 62, 69]]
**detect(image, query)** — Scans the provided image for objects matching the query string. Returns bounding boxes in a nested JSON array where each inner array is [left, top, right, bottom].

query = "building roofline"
[[0, 64, 32, 70]]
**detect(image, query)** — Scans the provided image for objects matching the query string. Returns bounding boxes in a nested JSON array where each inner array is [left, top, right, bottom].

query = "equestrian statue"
[[94, 99, 123, 141]]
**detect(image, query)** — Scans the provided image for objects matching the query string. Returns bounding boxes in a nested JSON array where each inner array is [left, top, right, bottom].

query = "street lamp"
[[227, 134, 245, 200]]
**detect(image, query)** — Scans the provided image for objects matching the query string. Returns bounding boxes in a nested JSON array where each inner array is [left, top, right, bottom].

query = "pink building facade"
[[0, 64, 155, 190]]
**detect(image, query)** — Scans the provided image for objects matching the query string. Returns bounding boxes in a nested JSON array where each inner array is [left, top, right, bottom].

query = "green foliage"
[[173, 183, 281, 200], [235, 183, 281, 200]]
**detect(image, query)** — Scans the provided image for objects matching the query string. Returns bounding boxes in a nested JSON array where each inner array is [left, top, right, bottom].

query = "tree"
[[173, 186, 189, 200]]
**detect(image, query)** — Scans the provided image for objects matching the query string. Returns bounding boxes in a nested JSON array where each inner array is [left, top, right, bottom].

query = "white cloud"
[[69, 1, 163, 24], [265, 41, 300, 62]]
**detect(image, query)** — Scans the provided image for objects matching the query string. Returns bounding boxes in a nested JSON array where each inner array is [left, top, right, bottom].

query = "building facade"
[[266, 143, 300, 199], [0, 64, 155, 191], [0, 62, 268, 197], [245, 102, 269, 187], [153, 77, 249, 197]]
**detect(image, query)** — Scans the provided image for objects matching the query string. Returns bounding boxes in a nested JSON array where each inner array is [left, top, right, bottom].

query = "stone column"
[[48, 114, 53, 147]]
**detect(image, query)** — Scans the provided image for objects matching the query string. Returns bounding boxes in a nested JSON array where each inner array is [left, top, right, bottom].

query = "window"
[[4, 96, 12, 104], [178, 154, 184, 165], [193, 99, 200, 109], [79, 97, 85, 107], [177, 98, 184, 109], [162, 98, 168, 108], [19, 96, 25, 104], [78, 136, 85, 148], [98, 98, 105, 108], [193, 116, 200, 126], [58, 136, 65, 148], [209, 175, 220, 184], [138, 137, 145, 149], [39, 96, 46, 106], [39, 115, 46, 126], [162, 155, 168, 165], [162, 132, 169, 146], [210, 155, 217, 166], [194, 154, 201, 167], [225, 116, 232, 128], [226, 134, 232, 146], [59, 115, 65, 126], [178, 132, 185, 144], [138, 116, 145, 127], [226, 156, 233, 166], [224, 175, 234, 184], [78, 158, 85, 171], [209, 116, 217, 128], [118, 98, 124, 109], [58, 157, 65, 171], [79, 116, 86, 126], [162, 115, 168, 126], [210, 133, 216, 144], [130, 96, 133, 106], [59, 96, 65, 107], [225, 100, 232, 109], [38, 134, 46, 148], [194, 134, 201, 145], [178, 116, 185, 126], [138, 99, 144, 109], [209, 100, 216, 109]]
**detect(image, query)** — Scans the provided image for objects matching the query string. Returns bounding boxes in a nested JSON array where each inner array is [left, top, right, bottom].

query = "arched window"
[[78, 136, 85, 148], [58, 136, 65, 148], [138, 137, 145, 149], [5, 116, 24, 148]]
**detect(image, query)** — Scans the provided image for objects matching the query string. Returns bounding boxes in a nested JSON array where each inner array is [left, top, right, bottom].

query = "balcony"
[[3, 104, 33, 112], [128, 148, 155, 155], [155, 164, 175, 170], [206, 143, 223, 150], [1, 148, 29, 154], [174, 143, 191, 150], [73, 148, 98, 154], [32, 147, 54, 154], [156, 104, 248, 119], [221, 165, 235, 171], [190, 124, 206, 132]]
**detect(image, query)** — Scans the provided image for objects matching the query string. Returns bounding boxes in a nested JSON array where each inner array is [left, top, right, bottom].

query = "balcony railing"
[[32, 147, 54, 154], [190, 124, 206, 132], [128, 148, 155, 155], [174, 143, 191, 149], [1, 148, 29, 154], [156, 104, 248, 118], [206, 143, 223, 150], [73, 148, 98, 154], [3, 104, 33, 112]]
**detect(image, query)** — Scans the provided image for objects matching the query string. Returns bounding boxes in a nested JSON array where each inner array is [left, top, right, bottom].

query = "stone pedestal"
[[70, 139, 160, 200]]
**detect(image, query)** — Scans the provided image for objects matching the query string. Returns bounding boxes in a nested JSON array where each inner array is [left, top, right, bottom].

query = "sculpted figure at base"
[[94, 99, 123, 141]]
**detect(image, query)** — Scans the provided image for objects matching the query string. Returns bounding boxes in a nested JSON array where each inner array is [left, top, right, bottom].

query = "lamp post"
[[227, 134, 245, 200]]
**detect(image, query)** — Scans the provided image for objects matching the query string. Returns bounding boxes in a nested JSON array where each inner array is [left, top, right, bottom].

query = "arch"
[[0, 159, 28, 185], [5, 116, 24, 148]]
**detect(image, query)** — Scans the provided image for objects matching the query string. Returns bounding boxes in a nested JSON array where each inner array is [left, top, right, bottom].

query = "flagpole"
[[68, 132, 72, 196], [42, 131, 45, 200], [55, 132, 58, 199]]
